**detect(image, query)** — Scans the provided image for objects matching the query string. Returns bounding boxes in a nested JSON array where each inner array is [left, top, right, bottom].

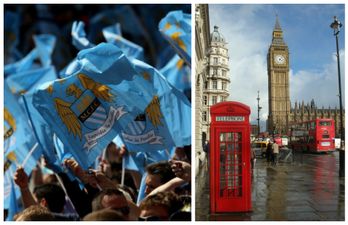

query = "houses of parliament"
[[267, 16, 345, 137]]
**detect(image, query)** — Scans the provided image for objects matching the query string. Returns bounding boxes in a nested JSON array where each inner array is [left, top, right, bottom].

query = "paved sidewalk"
[[195, 151, 345, 221]]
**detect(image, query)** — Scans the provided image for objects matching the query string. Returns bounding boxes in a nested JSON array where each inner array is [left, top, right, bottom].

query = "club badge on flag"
[[33, 43, 171, 169]]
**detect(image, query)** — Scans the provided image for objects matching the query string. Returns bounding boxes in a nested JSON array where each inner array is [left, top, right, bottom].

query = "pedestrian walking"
[[266, 141, 273, 166], [272, 142, 279, 166], [203, 140, 210, 165], [250, 148, 256, 173]]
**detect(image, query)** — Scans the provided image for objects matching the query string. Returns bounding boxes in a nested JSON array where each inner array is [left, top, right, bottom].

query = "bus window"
[[322, 134, 330, 139], [319, 121, 331, 126]]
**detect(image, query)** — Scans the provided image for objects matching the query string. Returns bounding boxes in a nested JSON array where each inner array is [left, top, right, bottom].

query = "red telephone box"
[[210, 101, 252, 213]]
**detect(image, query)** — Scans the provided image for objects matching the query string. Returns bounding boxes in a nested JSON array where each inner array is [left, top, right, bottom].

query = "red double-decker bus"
[[290, 118, 335, 153]]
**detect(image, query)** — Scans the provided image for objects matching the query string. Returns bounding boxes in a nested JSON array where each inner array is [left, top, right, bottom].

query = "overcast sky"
[[209, 4, 345, 131]]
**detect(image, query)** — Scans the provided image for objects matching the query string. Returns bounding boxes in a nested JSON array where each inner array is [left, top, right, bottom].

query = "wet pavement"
[[195, 150, 345, 221]]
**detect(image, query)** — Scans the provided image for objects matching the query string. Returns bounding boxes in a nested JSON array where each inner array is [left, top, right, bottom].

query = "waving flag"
[[102, 23, 144, 60], [32, 43, 172, 169], [88, 6, 146, 43], [4, 49, 38, 77], [132, 59, 191, 148], [4, 168, 22, 218], [5, 179, 20, 221], [19, 66, 60, 169], [160, 54, 191, 100], [5, 34, 56, 78], [71, 21, 95, 51], [34, 34, 56, 67], [159, 10, 191, 67], [4, 83, 40, 175]]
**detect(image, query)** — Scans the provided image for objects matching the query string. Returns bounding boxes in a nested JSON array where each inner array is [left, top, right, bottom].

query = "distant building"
[[250, 124, 259, 137], [201, 25, 231, 140], [195, 4, 210, 165], [267, 16, 345, 137]]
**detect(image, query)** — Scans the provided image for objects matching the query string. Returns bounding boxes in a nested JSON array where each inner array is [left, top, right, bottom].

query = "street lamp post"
[[257, 91, 262, 137], [330, 16, 345, 177]]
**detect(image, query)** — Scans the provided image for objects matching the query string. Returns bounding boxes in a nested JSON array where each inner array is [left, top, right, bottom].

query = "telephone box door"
[[214, 127, 250, 212]]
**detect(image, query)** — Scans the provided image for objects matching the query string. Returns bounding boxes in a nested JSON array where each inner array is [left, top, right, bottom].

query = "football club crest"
[[4, 108, 17, 153], [55, 74, 127, 151], [4, 152, 16, 173], [4, 108, 16, 140], [122, 96, 164, 145]]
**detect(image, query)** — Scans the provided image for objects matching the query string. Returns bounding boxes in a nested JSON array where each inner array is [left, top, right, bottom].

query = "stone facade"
[[201, 25, 231, 140], [195, 4, 211, 173]]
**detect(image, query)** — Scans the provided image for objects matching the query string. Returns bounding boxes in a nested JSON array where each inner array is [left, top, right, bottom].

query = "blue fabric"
[[33, 34, 56, 67], [4, 83, 41, 175], [33, 43, 160, 169], [132, 59, 191, 148], [159, 11, 191, 67], [102, 23, 144, 60], [14, 67, 58, 168], [136, 172, 147, 205], [5, 180, 20, 221], [160, 54, 191, 100], [71, 21, 95, 51], [5, 34, 56, 77]]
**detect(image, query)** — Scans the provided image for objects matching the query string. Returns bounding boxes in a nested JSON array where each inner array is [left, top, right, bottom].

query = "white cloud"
[[290, 50, 345, 108]]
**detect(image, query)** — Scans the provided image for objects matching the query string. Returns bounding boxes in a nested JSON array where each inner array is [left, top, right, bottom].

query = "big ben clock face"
[[274, 54, 286, 65]]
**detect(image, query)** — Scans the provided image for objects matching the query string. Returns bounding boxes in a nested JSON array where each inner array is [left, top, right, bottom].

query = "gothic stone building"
[[267, 16, 344, 137]]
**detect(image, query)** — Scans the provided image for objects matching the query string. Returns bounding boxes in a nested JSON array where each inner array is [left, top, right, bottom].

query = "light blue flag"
[[4, 83, 41, 175], [160, 54, 191, 100], [159, 10, 191, 67], [102, 24, 144, 60], [6, 179, 20, 221], [4, 49, 39, 77], [5, 34, 56, 77], [32, 43, 167, 169], [3, 168, 21, 215], [88, 6, 146, 43], [59, 58, 81, 78], [132, 59, 191, 148], [33, 34, 56, 67], [136, 172, 148, 205], [6, 34, 60, 170], [7, 66, 56, 101], [155, 45, 176, 70], [71, 21, 95, 51]]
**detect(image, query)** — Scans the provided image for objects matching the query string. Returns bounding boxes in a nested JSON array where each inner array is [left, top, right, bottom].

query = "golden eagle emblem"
[[4, 108, 16, 139], [55, 74, 114, 139], [145, 96, 163, 128]]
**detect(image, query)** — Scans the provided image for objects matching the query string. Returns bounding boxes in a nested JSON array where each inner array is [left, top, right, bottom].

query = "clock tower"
[[267, 16, 290, 135]]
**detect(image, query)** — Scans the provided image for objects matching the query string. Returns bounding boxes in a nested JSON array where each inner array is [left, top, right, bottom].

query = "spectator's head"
[[92, 188, 130, 220], [83, 208, 127, 221], [139, 191, 183, 221], [15, 205, 54, 221], [173, 145, 191, 163], [33, 183, 66, 213], [104, 142, 122, 164], [145, 161, 176, 195]]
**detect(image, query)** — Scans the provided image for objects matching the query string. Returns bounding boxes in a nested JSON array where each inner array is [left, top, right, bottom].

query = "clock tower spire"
[[267, 16, 290, 135]]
